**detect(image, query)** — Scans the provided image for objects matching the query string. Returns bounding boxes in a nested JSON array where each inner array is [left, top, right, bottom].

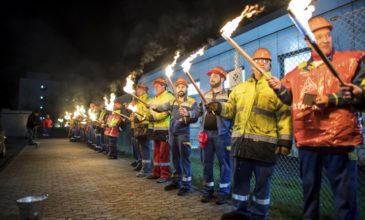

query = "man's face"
[[209, 73, 223, 88], [153, 83, 165, 95], [252, 59, 271, 73], [136, 87, 146, 96], [176, 84, 187, 97], [35, 113, 39, 117], [309, 28, 333, 56]]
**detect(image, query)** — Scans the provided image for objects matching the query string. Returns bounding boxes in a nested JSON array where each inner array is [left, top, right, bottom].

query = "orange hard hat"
[[175, 77, 188, 87], [252, 48, 272, 61], [207, 66, 227, 79], [309, 16, 333, 33], [137, 83, 148, 91], [152, 77, 167, 86]]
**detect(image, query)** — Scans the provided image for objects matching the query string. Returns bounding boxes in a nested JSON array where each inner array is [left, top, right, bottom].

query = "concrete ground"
[[0, 138, 231, 220]]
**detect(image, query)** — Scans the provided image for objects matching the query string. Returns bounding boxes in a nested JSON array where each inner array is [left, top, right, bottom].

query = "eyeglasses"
[[253, 59, 271, 64]]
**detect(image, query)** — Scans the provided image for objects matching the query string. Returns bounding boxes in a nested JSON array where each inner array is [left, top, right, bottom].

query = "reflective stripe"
[[232, 194, 249, 202], [142, 160, 151, 163], [231, 133, 278, 144], [159, 162, 170, 166], [219, 183, 230, 188], [153, 162, 160, 166], [252, 107, 276, 118], [275, 109, 291, 118], [205, 182, 214, 187], [153, 127, 169, 131], [182, 176, 192, 182], [279, 134, 292, 141], [252, 196, 270, 205]]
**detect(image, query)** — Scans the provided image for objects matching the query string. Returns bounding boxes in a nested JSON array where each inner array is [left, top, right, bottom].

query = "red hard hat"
[[152, 77, 167, 86], [309, 16, 333, 33], [252, 48, 272, 61], [175, 77, 188, 87], [207, 66, 227, 79]]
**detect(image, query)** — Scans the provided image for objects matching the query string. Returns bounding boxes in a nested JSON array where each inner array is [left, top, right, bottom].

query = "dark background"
[[1, 0, 288, 111]]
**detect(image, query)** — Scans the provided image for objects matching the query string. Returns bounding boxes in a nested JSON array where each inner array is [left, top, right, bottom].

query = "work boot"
[[133, 163, 142, 171], [146, 175, 159, 180], [177, 188, 191, 196], [216, 194, 228, 205], [164, 182, 179, 191], [201, 192, 214, 203], [136, 172, 149, 178], [130, 161, 138, 167], [156, 178, 168, 183], [220, 211, 249, 220]]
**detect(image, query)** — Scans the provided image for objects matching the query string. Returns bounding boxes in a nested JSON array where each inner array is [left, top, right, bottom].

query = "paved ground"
[[0, 138, 230, 220]]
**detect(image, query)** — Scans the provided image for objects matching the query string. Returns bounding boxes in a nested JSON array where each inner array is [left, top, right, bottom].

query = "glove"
[[275, 146, 291, 156], [205, 102, 222, 115], [148, 115, 154, 122]]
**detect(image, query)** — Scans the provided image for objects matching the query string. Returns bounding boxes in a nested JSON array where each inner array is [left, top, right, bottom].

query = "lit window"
[[40, 96, 44, 99], [40, 106, 43, 109], [40, 85, 44, 89], [187, 81, 200, 96]]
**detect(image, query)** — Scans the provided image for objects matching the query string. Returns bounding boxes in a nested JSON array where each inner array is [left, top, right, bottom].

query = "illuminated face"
[[153, 83, 165, 95], [209, 73, 224, 88], [176, 84, 187, 97], [252, 59, 271, 73], [310, 28, 333, 56], [136, 87, 146, 96]]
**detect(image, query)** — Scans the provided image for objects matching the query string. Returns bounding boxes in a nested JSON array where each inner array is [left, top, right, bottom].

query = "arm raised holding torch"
[[123, 75, 149, 107]]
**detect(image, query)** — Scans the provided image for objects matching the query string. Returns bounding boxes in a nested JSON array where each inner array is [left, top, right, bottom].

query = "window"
[[279, 48, 311, 78], [224, 67, 245, 89], [187, 81, 200, 96]]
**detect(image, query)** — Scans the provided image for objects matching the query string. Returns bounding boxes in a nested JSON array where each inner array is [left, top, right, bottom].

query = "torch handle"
[[184, 71, 208, 104], [166, 77, 180, 103], [112, 111, 131, 121], [130, 93, 149, 107], [224, 36, 269, 78]]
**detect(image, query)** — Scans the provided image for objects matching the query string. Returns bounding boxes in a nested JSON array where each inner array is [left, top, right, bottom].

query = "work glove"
[[275, 146, 291, 156], [205, 102, 222, 115]]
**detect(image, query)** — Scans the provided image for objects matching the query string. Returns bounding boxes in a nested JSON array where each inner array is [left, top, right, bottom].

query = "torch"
[[287, 0, 345, 85], [123, 75, 149, 106], [220, 4, 268, 77], [165, 51, 180, 101], [104, 93, 116, 112], [111, 111, 131, 121], [182, 47, 208, 104]]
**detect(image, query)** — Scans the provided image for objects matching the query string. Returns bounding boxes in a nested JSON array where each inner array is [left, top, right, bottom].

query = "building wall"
[[1, 109, 31, 137]]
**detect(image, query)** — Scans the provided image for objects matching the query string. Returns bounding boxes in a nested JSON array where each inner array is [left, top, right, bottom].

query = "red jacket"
[[104, 113, 122, 137], [282, 51, 364, 147], [43, 118, 53, 128]]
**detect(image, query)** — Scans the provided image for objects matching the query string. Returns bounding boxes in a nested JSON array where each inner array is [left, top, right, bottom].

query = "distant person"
[[26, 110, 41, 146], [42, 114, 53, 137]]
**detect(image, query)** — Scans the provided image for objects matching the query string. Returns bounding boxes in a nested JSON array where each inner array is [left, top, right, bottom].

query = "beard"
[[178, 91, 186, 97], [209, 80, 221, 88]]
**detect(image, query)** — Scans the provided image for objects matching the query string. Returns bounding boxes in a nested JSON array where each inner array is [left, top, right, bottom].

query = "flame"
[[73, 105, 87, 119], [58, 118, 64, 123], [127, 103, 138, 112], [220, 4, 265, 38], [288, 0, 315, 42], [64, 111, 72, 120], [165, 51, 180, 78], [104, 93, 116, 111], [182, 47, 206, 73], [88, 109, 97, 121], [123, 75, 135, 94]]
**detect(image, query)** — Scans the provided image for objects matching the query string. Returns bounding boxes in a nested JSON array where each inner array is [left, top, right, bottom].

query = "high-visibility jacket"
[[280, 50, 365, 147], [221, 73, 292, 163], [104, 110, 122, 137], [149, 90, 175, 140], [135, 93, 151, 126]]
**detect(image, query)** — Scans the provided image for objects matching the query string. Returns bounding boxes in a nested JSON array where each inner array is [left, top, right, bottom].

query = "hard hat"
[[152, 77, 167, 86], [136, 83, 148, 91], [309, 16, 333, 33], [113, 102, 122, 110], [175, 77, 188, 87], [207, 66, 227, 79], [252, 48, 272, 61]]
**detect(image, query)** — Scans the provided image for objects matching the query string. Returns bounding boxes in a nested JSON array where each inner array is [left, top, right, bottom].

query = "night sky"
[[1, 0, 288, 110]]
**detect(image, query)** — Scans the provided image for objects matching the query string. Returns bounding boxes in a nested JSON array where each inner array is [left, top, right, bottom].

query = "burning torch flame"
[[58, 118, 64, 123], [64, 111, 72, 120], [182, 47, 206, 73], [88, 109, 97, 121], [104, 93, 116, 111], [165, 51, 180, 78], [123, 75, 135, 94], [127, 103, 138, 112], [220, 4, 265, 38], [73, 105, 86, 118], [288, 0, 315, 42]]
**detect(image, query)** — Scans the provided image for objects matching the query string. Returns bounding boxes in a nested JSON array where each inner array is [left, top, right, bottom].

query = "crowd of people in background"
[[56, 16, 365, 220]]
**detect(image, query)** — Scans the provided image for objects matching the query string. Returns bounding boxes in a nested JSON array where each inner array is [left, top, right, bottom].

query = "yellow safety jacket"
[[221, 74, 292, 163]]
